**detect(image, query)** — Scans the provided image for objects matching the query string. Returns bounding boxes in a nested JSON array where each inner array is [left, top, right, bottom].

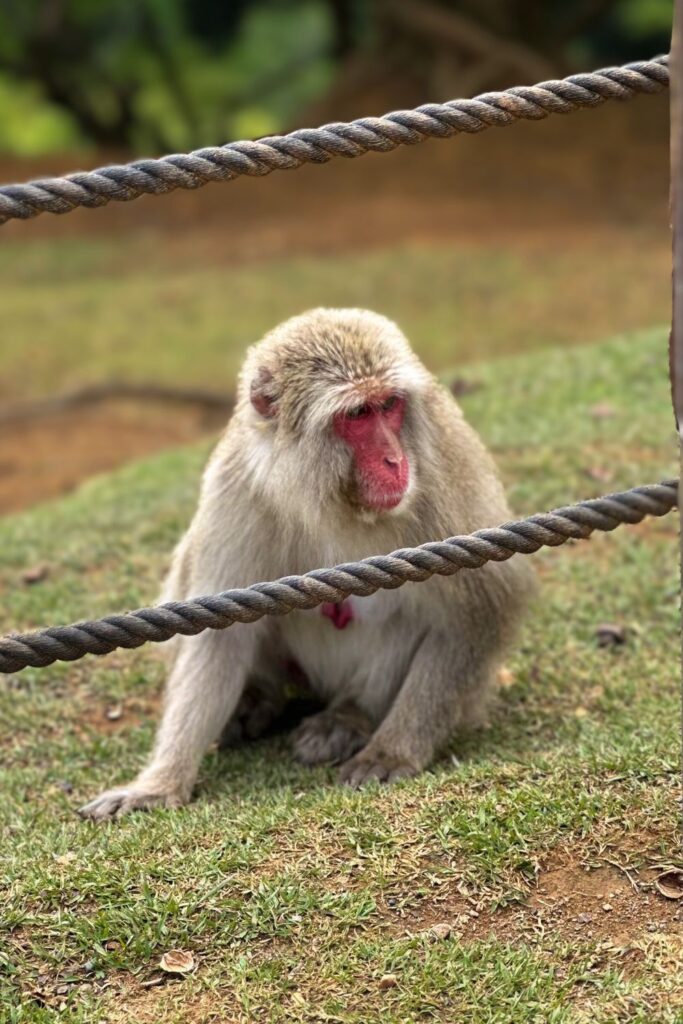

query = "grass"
[[0, 230, 670, 404], [0, 326, 681, 1022]]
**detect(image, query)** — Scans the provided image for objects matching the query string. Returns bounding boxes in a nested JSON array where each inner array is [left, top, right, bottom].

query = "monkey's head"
[[239, 309, 433, 522]]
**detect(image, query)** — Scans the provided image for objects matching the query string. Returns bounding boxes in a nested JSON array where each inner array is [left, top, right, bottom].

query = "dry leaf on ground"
[[159, 950, 195, 974], [654, 869, 683, 900]]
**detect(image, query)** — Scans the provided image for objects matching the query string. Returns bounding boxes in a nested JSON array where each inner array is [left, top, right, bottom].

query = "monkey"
[[79, 308, 535, 820]]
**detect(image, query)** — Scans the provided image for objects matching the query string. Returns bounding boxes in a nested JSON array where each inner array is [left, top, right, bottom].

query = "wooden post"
[[673, 6, 683, 427], [670, 1, 683, 825]]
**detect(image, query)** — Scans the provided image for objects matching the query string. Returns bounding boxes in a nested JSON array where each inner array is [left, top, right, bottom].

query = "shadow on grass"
[[193, 686, 560, 807]]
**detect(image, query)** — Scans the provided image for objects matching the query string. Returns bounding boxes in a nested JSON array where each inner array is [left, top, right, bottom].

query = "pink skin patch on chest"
[[321, 600, 354, 629]]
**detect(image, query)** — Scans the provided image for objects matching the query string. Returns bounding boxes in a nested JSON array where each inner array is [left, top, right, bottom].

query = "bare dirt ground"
[[0, 92, 671, 513], [0, 400, 227, 514]]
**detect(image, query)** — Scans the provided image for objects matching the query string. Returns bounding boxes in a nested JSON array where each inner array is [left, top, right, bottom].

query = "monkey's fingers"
[[78, 786, 186, 821], [338, 751, 418, 788], [292, 709, 369, 766]]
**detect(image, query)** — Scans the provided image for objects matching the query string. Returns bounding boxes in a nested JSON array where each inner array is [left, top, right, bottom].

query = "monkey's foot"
[[219, 682, 285, 748], [292, 705, 371, 766], [78, 783, 188, 821], [338, 748, 418, 788]]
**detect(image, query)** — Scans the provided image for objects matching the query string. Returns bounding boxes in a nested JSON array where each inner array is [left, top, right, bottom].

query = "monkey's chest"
[[278, 592, 409, 717]]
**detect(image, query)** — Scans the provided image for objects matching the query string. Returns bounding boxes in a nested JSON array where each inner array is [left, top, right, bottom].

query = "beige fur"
[[79, 308, 535, 819]]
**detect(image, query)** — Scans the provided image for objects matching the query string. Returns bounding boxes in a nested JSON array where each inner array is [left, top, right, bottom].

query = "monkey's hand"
[[292, 703, 371, 766], [78, 780, 189, 821], [218, 678, 286, 749], [337, 746, 418, 788]]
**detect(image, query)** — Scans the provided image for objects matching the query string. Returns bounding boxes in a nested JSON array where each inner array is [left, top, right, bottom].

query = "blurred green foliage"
[[619, 0, 674, 34], [0, 73, 81, 155], [0, 0, 336, 154], [0, 0, 673, 156]]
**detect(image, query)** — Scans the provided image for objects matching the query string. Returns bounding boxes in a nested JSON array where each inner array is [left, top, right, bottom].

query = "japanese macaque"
[[80, 308, 535, 820]]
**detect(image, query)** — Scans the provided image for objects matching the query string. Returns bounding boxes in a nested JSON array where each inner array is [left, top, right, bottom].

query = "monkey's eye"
[[381, 395, 399, 412], [346, 403, 372, 420]]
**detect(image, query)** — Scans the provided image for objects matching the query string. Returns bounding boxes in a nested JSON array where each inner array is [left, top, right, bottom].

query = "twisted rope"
[[0, 55, 669, 226], [0, 480, 676, 675]]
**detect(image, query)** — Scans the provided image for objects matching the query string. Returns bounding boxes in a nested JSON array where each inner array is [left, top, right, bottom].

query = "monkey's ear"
[[250, 367, 278, 419]]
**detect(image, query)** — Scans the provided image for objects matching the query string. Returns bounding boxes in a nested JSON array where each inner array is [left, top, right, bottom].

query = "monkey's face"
[[248, 375, 415, 520], [333, 393, 410, 513], [243, 309, 429, 523]]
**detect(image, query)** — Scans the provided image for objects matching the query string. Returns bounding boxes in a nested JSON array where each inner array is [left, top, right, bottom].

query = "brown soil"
[[0, 399, 226, 514], [0, 92, 671, 515], [384, 855, 681, 949]]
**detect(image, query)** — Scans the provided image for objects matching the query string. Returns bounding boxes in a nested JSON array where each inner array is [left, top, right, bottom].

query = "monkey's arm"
[[338, 612, 498, 787], [79, 625, 260, 819]]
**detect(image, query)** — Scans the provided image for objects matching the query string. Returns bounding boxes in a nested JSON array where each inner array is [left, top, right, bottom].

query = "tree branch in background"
[[380, 0, 556, 85], [0, 383, 233, 427], [327, 0, 357, 59], [139, 1, 201, 150]]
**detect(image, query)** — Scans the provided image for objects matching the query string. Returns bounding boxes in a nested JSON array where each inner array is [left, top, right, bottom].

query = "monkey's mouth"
[[357, 477, 411, 513], [363, 489, 406, 511]]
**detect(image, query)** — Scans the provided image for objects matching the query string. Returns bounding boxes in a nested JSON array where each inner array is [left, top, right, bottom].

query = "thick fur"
[[79, 309, 535, 819]]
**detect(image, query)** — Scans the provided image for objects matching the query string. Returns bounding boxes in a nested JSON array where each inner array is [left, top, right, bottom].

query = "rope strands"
[[0, 56, 669, 226], [0, 480, 676, 675]]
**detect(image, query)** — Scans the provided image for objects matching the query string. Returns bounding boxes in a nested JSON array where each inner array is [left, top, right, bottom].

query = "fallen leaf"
[[427, 922, 452, 941], [159, 950, 195, 974], [449, 377, 482, 398], [22, 563, 50, 585], [585, 466, 613, 483], [590, 402, 615, 420], [379, 974, 398, 990], [497, 666, 515, 689], [105, 705, 123, 721], [53, 851, 77, 866], [654, 869, 683, 900], [595, 623, 627, 647], [28, 989, 49, 1007]]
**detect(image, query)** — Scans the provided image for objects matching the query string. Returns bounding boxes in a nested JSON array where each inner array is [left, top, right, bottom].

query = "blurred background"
[[0, 0, 674, 513]]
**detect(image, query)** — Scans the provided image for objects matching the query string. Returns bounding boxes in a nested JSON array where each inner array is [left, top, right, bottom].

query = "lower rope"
[[0, 480, 676, 675]]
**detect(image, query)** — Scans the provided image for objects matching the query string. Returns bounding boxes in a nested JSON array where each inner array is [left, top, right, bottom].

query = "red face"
[[333, 394, 410, 511]]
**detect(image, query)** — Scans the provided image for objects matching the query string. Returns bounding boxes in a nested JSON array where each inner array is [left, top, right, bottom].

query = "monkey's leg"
[[338, 629, 495, 788], [79, 627, 258, 820], [218, 675, 287, 748], [291, 700, 373, 766]]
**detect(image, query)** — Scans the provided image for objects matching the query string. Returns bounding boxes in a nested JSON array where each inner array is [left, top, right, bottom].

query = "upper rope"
[[0, 55, 669, 226]]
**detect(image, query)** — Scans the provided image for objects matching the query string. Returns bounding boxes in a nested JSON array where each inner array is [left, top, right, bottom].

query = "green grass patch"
[[0, 327, 680, 1022], [0, 232, 669, 403]]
